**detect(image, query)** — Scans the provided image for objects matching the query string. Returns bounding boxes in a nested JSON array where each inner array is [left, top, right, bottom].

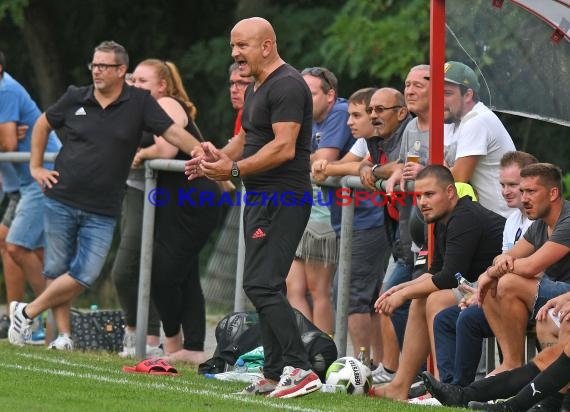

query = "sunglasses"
[[365, 105, 403, 115], [302, 67, 335, 93]]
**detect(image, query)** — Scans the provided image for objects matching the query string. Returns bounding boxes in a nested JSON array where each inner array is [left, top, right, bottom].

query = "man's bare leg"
[[371, 298, 430, 400], [0, 224, 26, 305], [7, 244, 46, 297], [483, 274, 538, 374], [379, 314, 399, 371], [24, 274, 84, 321], [348, 313, 371, 358]]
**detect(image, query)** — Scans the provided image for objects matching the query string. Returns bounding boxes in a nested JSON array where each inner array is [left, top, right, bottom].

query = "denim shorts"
[[532, 276, 570, 319], [6, 182, 46, 249], [43, 197, 117, 287]]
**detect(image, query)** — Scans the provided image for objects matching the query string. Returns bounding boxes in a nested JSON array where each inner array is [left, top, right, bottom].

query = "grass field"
[[0, 341, 467, 411]]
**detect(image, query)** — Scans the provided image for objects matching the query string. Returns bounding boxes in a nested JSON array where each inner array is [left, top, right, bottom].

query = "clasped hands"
[[185, 142, 232, 181], [374, 284, 407, 316], [476, 255, 516, 305]]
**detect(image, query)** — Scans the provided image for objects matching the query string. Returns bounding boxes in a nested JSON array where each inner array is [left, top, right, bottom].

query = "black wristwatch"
[[231, 161, 240, 178], [371, 163, 380, 177]]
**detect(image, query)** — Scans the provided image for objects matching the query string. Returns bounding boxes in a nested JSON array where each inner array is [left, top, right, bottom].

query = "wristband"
[[371, 163, 380, 176]]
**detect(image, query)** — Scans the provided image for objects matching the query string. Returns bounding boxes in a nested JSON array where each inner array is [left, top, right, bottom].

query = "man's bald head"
[[232, 17, 276, 43], [372, 87, 405, 107], [230, 17, 282, 81]]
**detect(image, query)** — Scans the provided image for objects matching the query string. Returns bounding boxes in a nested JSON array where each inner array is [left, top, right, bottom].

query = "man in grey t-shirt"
[[478, 163, 570, 375]]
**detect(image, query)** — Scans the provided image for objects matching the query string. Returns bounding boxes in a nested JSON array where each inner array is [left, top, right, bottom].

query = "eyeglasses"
[[87, 62, 122, 71], [365, 105, 403, 115], [229, 80, 252, 90], [301, 67, 335, 93]]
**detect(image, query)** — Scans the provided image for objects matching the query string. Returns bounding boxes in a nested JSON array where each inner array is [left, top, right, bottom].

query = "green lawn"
[[0, 341, 466, 411]]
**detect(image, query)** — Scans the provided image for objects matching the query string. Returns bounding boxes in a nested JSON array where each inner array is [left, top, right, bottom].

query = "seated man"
[[422, 292, 570, 411], [370, 165, 505, 400], [479, 163, 570, 374], [433, 151, 538, 386]]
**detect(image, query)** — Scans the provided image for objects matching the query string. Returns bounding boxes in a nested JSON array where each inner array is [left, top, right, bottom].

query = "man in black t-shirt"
[[370, 165, 504, 401], [186, 17, 322, 398], [8, 41, 204, 351]]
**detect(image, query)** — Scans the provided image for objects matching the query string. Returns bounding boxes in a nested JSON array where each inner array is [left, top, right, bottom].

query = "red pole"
[[430, 0, 445, 166], [427, 0, 446, 376]]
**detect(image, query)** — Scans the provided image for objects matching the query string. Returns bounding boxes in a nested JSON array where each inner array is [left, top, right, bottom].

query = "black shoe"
[[526, 393, 563, 412], [420, 371, 466, 406], [0, 315, 9, 339], [560, 391, 570, 412], [468, 400, 514, 411], [408, 377, 427, 399]]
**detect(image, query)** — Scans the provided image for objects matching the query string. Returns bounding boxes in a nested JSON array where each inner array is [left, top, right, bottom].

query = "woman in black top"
[[131, 59, 221, 363]]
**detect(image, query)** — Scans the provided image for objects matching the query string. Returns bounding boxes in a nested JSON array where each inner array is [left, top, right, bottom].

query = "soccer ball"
[[325, 356, 372, 395]]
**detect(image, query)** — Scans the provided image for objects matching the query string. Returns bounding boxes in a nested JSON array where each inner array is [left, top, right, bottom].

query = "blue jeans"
[[532, 276, 570, 318], [43, 197, 116, 287], [434, 305, 494, 386], [382, 261, 413, 348], [6, 182, 46, 249]]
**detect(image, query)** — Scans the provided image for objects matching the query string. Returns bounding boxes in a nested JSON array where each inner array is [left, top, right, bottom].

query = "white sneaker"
[[146, 344, 164, 358], [372, 363, 396, 384], [408, 395, 443, 406], [48, 334, 74, 350], [8, 301, 33, 346], [118, 330, 164, 359], [118, 330, 136, 358]]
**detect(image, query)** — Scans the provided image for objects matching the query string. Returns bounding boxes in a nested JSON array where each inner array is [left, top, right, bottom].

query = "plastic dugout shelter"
[[425, 0, 570, 370], [429, 0, 570, 252]]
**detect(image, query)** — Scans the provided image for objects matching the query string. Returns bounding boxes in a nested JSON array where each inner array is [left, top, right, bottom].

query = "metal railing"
[[0, 153, 389, 359]]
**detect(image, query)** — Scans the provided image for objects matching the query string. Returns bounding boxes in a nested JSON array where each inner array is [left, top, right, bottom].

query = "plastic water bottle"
[[357, 346, 368, 367], [320, 383, 347, 393], [454, 273, 475, 298], [234, 358, 248, 373]]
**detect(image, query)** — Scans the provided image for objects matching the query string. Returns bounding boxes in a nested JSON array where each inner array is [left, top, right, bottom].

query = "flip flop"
[[122, 358, 179, 376]]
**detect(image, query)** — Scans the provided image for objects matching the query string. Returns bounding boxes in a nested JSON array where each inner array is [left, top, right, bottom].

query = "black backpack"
[[198, 309, 338, 381]]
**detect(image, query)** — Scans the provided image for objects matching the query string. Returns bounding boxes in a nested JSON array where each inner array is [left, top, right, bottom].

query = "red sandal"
[[122, 358, 179, 376]]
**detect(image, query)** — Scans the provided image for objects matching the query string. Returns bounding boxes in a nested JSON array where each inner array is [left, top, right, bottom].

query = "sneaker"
[[408, 378, 427, 399], [421, 371, 466, 407], [8, 301, 33, 346], [372, 363, 396, 384], [268, 366, 322, 399], [27, 328, 46, 346], [527, 393, 563, 412], [48, 334, 74, 351], [118, 330, 136, 358], [146, 344, 164, 358], [560, 391, 570, 412], [236, 378, 278, 395], [468, 400, 513, 411], [408, 394, 443, 406]]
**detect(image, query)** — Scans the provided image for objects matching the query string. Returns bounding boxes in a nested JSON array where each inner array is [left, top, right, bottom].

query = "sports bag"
[[71, 309, 125, 352], [198, 309, 337, 381]]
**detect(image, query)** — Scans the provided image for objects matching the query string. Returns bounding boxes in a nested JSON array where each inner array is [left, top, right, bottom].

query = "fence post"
[[233, 183, 247, 312], [135, 162, 157, 358]]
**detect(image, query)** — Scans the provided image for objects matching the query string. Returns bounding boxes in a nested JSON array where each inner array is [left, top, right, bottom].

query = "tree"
[[322, 0, 430, 83]]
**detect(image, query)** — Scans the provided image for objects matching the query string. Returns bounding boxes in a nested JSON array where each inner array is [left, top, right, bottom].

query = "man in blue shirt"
[[0, 50, 61, 324]]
